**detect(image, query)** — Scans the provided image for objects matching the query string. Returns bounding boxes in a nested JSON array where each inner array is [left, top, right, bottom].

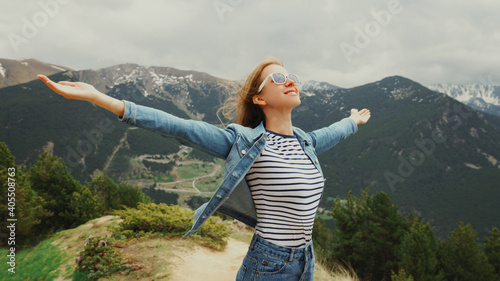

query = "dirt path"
[[169, 238, 249, 281], [168, 237, 339, 281], [155, 163, 221, 194], [103, 128, 131, 171]]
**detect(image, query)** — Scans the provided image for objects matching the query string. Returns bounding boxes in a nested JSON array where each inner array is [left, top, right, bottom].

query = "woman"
[[38, 56, 370, 280]]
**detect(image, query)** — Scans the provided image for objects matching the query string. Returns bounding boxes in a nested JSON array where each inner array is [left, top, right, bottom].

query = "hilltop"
[[0, 215, 347, 281]]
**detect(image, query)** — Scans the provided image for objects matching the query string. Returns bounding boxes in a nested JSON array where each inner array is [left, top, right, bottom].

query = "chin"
[[293, 98, 301, 107]]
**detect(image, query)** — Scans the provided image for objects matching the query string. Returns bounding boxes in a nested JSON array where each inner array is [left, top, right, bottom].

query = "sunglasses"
[[257, 73, 300, 93]]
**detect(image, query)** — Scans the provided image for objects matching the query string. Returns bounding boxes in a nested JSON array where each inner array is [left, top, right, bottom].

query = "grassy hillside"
[[0, 215, 348, 281]]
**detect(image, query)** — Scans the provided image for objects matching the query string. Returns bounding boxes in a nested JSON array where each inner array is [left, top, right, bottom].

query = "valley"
[[1, 59, 499, 239]]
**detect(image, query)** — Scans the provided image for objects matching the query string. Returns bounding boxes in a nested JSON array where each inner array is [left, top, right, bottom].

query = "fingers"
[[360, 109, 371, 118], [38, 74, 59, 87], [58, 81, 77, 87], [38, 74, 61, 93], [37, 74, 50, 83], [38, 74, 74, 86], [361, 109, 371, 123], [38, 74, 77, 96], [351, 108, 370, 114], [351, 108, 371, 124], [354, 108, 370, 115]]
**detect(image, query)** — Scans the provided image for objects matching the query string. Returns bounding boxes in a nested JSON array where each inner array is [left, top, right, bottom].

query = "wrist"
[[92, 91, 125, 116], [87, 89, 103, 103], [349, 116, 360, 125]]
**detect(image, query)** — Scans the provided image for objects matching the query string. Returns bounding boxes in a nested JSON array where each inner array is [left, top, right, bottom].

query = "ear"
[[252, 95, 267, 106]]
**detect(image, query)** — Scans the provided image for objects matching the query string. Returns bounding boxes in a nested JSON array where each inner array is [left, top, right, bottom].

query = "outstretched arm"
[[37, 74, 125, 116], [310, 108, 370, 154], [38, 74, 236, 159], [349, 108, 371, 125]]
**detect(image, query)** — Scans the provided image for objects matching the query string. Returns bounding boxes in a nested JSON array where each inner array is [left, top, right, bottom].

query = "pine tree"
[[484, 227, 500, 278], [397, 216, 444, 281], [86, 173, 150, 214], [391, 269, 414, 281], [29, 150, 101, 234], [86, 173, 121, 213], [332, 189, 408, 280], [312, 217, 336, 265], [439, 222, 497, 281], [0, 142, 51, 248]]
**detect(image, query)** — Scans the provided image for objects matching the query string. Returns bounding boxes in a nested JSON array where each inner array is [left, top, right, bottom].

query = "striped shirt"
[[246, 130, 324, 247]]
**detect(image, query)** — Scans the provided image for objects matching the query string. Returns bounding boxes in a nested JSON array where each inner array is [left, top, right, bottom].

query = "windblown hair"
[[218, 56, 284, 128]]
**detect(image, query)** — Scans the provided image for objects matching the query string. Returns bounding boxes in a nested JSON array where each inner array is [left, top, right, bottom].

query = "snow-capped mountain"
[[428, 83, 500, 117], [301, 80, 339, 91], [63, 63, 240, 122], [299, 80, 339, 97]]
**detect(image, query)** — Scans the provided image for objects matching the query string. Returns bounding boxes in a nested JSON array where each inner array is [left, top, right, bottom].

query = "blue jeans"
[[236, 235, 315, 281]]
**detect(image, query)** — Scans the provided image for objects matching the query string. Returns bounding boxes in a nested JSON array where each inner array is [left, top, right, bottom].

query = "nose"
[[285, 76, 296, 87]]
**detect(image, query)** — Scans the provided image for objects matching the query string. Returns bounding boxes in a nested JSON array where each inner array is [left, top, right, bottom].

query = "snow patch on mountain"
[[300, 80, 339, 97], [428, 83, 500, 117], [389, 87, 413, 100], [51, 65, 67, 72], [302, 80, 339, 91], [429, 83, 500, 106], [150, 71, 198, 87]]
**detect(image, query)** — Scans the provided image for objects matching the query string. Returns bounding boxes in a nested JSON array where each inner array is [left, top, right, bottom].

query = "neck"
[[264, 112, 294, 136]]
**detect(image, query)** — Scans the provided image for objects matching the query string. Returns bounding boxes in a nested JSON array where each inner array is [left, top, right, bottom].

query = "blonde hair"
[[218, 56, 284, 128]]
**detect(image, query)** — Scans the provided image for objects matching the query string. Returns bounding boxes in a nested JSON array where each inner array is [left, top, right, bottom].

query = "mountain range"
[[428, 83, 500, 117], [1, 58, 499, 239]]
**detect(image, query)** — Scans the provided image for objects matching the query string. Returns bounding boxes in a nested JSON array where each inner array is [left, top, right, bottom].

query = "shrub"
[[113, 203, 228, 250], [391, 269, 414, 281], [75, 235, 130, 280]]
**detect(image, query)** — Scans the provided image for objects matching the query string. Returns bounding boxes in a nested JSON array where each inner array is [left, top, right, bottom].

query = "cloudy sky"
[[1, 0, 499, 87]]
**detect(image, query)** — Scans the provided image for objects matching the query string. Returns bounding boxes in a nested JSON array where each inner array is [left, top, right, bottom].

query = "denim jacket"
[[119, 101, 358, 237]]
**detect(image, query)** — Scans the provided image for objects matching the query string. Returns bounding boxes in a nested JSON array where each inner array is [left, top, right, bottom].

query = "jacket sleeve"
[[309, 117, 358, 155], [119, 101, 236, 159]]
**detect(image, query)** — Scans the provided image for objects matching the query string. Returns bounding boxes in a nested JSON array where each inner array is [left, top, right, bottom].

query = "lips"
[[284, 89, 298, 95]]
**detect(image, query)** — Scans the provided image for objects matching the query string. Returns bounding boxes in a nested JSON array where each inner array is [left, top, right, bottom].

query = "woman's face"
[[254, 64, 301, 111]]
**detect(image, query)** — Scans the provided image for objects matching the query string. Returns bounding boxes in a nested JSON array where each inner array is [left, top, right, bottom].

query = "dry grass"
[[315, 262, 360, 281]]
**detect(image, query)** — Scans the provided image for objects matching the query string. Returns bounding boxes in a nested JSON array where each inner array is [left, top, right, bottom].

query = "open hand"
[[37, 74, 100, 102], [349, 108, 371, 125]]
